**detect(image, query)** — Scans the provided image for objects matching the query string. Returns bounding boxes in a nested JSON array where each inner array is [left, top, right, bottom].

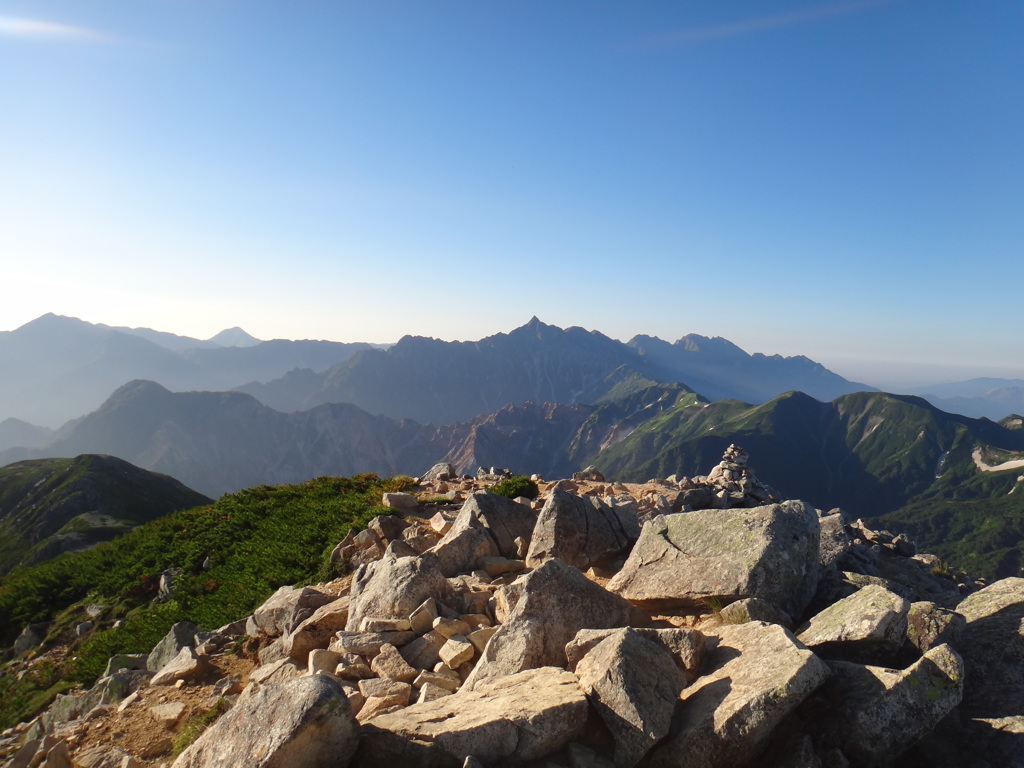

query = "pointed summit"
[[207, 327, 261, 347]]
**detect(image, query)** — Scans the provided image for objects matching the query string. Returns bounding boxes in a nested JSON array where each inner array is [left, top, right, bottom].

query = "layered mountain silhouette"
[[0, 314, 375, 427], [236, 317, 870, 423]]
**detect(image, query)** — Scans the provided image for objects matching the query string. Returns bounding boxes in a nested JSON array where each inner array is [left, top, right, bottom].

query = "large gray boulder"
[[646, 621, 830, 768], [282, 596, 350, 662], [525, 488, 640, 571], [171, 675, 358, 768], [565, 627, 705, 684], [427, 492, 536, 577], [253, 586, 334, 638], [607, 501, 821, 619], [463, 558, 638, 691], [955, 576, 1024, 716], [574, 628, 686, 767], [806, 644, 964, 765], [346, 552, 456, 633], [358, 667, 588, 767], [146, 621, 199, 672]]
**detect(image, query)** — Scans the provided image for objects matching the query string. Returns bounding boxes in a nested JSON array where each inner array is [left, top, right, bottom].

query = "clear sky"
[[1, 1, 1022, 389]]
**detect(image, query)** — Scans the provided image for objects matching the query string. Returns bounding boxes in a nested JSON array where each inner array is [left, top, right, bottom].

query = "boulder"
[[283, 596, 351, 662], [422, 462, 457, 482], [717, 597, 792, 629], [253, 586, 334, 638], [151, 646, 211, 686], [346, 552, 456, 633], [13, 622, 51, 655], [427, 492, 536, 577], [462, 558, 637, 690], [607, 501, 821, 619], [574, 628, 687, 767], [525, 488, 640, 571], [330, 631, 416, 657], [146, 621, 199, 672], [805, 644, 964, 765], [382, 493, 419, 512], [796, 584, 909, 660], [905, 600, 965, 654], [955, 576, 1024, 716], [172, 675, 358, 768], [817, 510, 849, 570], [358, 667, 588, 767], [646, 622, 830, 768], [565, 627, 705, 684]]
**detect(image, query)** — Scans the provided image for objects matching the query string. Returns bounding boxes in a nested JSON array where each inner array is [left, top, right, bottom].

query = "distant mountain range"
[[0, 314, 375, 427], [3, 313, 1023, 579], [235, 316, 870, 424], [912, 378, 1024, 422], [0, 454, 210, 576]]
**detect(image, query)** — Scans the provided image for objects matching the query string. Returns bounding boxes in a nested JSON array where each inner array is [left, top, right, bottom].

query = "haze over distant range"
[[2, 1, 1022, 388]]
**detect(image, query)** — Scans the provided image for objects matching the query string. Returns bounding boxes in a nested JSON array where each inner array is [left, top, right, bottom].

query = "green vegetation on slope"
[[0, 455, 212, 576], [591, 390, 1024, 579], [0, 473, 410, 729]]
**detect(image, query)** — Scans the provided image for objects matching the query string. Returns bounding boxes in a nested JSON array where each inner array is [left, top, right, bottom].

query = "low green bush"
[[489, 475, 539, 500]]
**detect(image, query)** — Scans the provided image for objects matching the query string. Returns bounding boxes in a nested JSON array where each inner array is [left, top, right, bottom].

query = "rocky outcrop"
[[427, 492, 535, 577], [16, 452, 1017, 768], [796, 584, 909, 662], [804, 644, 964, 765], [462, 558, 637, 690]]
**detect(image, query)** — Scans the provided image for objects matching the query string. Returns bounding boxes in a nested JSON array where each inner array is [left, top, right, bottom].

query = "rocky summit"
[[3, 447, 1023, 768]]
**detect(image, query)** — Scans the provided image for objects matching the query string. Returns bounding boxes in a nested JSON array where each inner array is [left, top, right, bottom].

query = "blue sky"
[[1, 1, 1021, 388]]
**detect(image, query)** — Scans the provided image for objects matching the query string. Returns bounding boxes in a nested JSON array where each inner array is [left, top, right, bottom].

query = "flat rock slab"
[[646, 621, 830, 768], [607, 501, 821, 620], [358, 667, 588, 767], [172, 675, 358, 768], [955, 576, 1024, 717], [796, 584, 909, 656]]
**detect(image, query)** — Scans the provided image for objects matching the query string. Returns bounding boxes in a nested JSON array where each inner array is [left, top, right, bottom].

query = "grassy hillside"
[[0, 473, 409, 729], [0, 455, 212, 576]]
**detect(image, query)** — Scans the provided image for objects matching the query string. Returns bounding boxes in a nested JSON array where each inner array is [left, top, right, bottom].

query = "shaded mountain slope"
[[0, 454, 210, 576], [8, 378, 696, 498], [236, 317, 866, 424], [595, 390, 1024, 516]]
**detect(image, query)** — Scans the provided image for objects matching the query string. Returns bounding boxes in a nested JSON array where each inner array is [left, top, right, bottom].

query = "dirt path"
[[972, 447, 1024, 473]]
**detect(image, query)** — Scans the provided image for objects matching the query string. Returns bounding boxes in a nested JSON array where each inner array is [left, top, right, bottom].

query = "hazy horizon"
[[3, 2, 1021, 388], [3, 310, 1023, 395]]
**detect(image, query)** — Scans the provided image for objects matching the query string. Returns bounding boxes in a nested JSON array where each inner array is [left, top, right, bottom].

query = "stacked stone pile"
[[5, 448, 1023, 768]]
